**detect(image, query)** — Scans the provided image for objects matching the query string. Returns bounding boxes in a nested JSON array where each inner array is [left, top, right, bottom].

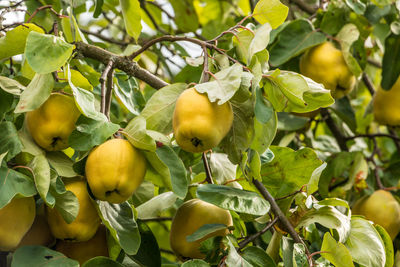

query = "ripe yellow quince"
[[46, 178, 101, 242], [352, 190, 400, 240], [169, 199, 233, 259], [373, 75, 400, 125], [15, 204, 54, 249], [85, 139, 147, 204], [0, 197, 36, 251], [173, 88, 233, 153], [55, 225, 109, 264], [300, 42, 356, 99], [26, 93, 81, 151]]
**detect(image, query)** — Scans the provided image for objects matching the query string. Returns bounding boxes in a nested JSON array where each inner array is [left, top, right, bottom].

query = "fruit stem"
[[202, 152, 214, 184], [0, 251, 8, 267]]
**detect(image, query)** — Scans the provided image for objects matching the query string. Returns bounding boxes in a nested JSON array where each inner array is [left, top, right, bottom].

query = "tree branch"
[[362, 72, 375, 96], [346, 133, 400, 142], [0, 251, 7, 267], [387, 127, 400, 155], [100, 60, 114, 114], [237, 217, 278, 250], [75, 42, 168, 89], [105, 68, 114, 119], [202, 152, 214, 184], [80, 29, 129, 46], [290, 0, 318, 14], [140, 217, 172, 222], [252, 179, 313, 266], [320, 108, 348, 151]]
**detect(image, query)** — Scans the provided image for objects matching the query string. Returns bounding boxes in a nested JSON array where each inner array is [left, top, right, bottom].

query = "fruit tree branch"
[[75, 42, 168, 89], [290, 0, 318, 14], [387, 127, 400, 155], [100, 60, 114, 115], [252, 179, 312, 265], [362, 72, 375, 96], [320, 108, 348, 151], [105, 68, 114, 119], [202, 152, 214, 184], [237, 216, 279, 250]]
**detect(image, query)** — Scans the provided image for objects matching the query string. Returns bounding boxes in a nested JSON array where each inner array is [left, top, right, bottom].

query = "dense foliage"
[[0, 0, 400, 266]]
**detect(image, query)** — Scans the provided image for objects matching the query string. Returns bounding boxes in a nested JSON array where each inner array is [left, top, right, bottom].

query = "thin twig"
[[100, 60, 114, 114], [80, 29, 129, 46], [237, 217, 279, 250], [362, 72, 375, 96], [105, 68, 114, 120], [252, 179, 313, 266], [345, 133, 400, 142], [387, 127, 400, 155], [201, 45, 210, 83], [290, 0, 318, 14], [202, 152, 214, 184], [26, 5, 67, 23], [140, 217, 172, 222], [367, 58, 382, 69], [320, 108, 348, 151], [0, 251, 7, 267], [140, 0, 168, 35]]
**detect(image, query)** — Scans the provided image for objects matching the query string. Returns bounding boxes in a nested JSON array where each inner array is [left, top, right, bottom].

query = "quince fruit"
[[373, 75, 400, 125], [15, 204, 54, 249], [352, 190, 400, 240], [85, 139, 147, 204], [300, 42, 356, 99], [26, 93, 81, 151], [0, 197, 35, 251], [46, 178, 101, 242], [55, 225, 108, 264], [173, 88, 233, 153], [170, 199, 233, 259]]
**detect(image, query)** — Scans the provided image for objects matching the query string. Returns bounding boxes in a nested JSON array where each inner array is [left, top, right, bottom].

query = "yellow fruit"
[[15, 204, 54, 249], [352, 190, 400, 240], [0, 197, 36, 251], [300, 42, 356, 99], [26, 93, 81, 151], [46, 179, 101, 242], [173, 88, 233, 153], [85, 139, 147, 204], [170, 199, 233, 259], [55, 225, 109, 265], [373, 76, 400, 125]]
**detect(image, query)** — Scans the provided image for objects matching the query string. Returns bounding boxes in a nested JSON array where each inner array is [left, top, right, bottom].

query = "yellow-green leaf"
[[120, 0, 142, 40], [253, 0, 289, 29]]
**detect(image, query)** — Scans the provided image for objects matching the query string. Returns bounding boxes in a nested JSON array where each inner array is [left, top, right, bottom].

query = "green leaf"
[[345, 0, 366, 14], [123, 116, 156, 152], [345, 217, 386, 267], [196, 184, 270, 216], [0, 23, 45, 60], [46, 151, 77, 178], [170, 0, 199, 32], [209, 153, 240, 186], [181, 259, 210, 267], [0, 121, 23, 161], [25, 32, 75, 74], [220, 99, 255, 164], [14, 73, 54, 113], [249, 23, 272, 62], [94, 0, 104, 18], [269, 19, 327, 66], [336, 24, 362, 77], [297, 206, 351, 243], [49, 175, 79, 222], [156, 145, 188, 199], [381, 33, 400, 90], [225, 237, 252, 267], [0, 76, 25, 95], [28, 154, 50, 203], [98, 201, 141, 255], [82, 257, 124, 267], [241, 246, 276, 267], [115, 75, 143, 116], [69, 116, 120, 151], [136, 191, 177, 220], [375, 225, 394, 267], [251, 107, 277, 155], [264, 71, 334, 113], [0, 152, 7, 166], [141, 83, 187, 134], [253, 0, 289, 29], [195, 63, 243, 105], [120, 0, 142, 40], [261, 146, 323, 198], [143, 151, 172, 190], [11, 246, 79, 267], [321, 233, 354, 267], [0, 167, 37, 209], [61, 7, 88, 43], [320, 4, 347, 35], [129, 221, 161, 267], [187, 224, 229, 242]]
